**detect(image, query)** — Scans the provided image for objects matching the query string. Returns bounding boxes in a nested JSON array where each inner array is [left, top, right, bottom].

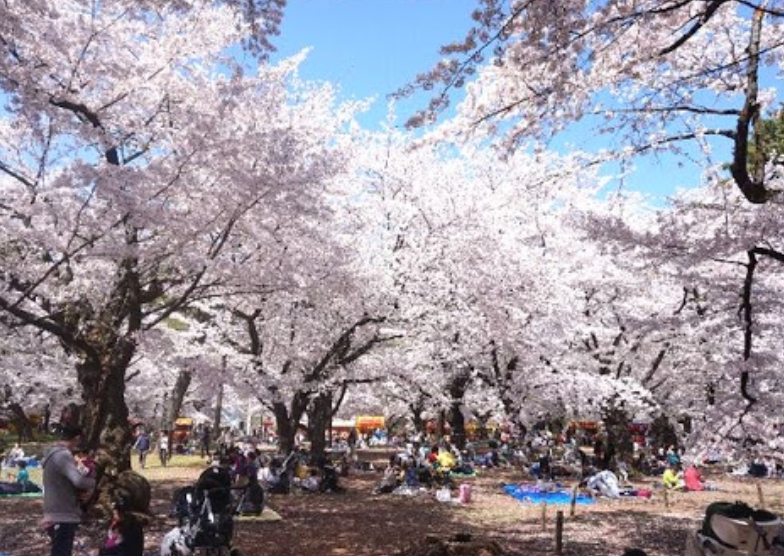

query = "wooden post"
[[541, 501, 547, 531], [757, 483, 765, 508], [570, 484, 578, 517], [663, 488, 670, 509], [555, 510, 564, 555]]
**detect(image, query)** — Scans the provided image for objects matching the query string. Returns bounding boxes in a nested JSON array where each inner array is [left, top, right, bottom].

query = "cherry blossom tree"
[[579, 181, 784, 456], [404, 0, 784, 204], [0, 3, 353, 468], [349, 126, 670, 444], [0, 321, 78, 441]]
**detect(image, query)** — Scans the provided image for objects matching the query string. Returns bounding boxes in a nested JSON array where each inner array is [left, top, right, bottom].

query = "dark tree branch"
[[738, 246, 784, 404], [729, 7, 771, 204], [658, 0, 730, 56]]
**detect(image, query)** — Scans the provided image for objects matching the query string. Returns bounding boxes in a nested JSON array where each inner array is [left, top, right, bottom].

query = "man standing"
[[41, 425, 96, 556], [158, 430, 170, 467], [200, 425, 211, 459], [133, 430, 150, 469]]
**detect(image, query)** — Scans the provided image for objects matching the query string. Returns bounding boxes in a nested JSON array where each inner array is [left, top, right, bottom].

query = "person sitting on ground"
[[373, 455, 402, 494], [666, 445, 680, 467], [436, 446, 456, 471], [683, 462, 706, 491], [300, 467, 321, 492], [662, 463, 684, 490], [257, 455, 272, 480], [586, 468, 621, 498], [237, 453, 265, 515], [6, 443, 24, 468], [427, 445, 439, 466], [538, 452, 554, 481], [15, 460, 41, 492], [0, 460, 41, 494]]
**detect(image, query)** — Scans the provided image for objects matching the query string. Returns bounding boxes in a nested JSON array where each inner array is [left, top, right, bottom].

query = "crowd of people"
[[6, 418, 782, 555]]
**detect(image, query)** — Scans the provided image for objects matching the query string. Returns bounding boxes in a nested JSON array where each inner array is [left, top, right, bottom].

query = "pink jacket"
[[684, 466, 704, 491]]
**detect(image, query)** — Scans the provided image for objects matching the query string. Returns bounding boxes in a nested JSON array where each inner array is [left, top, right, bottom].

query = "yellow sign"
[[355, 415, 385, 432]]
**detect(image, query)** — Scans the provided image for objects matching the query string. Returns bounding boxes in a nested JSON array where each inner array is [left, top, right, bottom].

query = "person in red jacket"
[[683, 463, 705, 491]]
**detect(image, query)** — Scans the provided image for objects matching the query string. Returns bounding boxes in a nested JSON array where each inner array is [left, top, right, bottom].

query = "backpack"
[[700, 501, 781, 554]]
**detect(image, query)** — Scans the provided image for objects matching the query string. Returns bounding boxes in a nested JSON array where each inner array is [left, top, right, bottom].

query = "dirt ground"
[[2, 455, 783, 556]]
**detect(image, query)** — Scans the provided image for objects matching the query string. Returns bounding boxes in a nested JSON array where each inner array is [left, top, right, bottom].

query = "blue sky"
[[273, 0, 471, 128], [272, 1, 730, 203]]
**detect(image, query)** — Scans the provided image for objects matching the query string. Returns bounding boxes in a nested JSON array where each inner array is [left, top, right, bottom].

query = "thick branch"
[[729, 7, 771, 204]]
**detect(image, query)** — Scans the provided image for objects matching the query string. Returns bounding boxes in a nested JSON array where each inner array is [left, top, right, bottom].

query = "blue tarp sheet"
[[503, 484, 595, 505]]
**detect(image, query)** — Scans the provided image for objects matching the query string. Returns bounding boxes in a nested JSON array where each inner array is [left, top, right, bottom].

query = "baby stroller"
[[162, 465, 253, 556]]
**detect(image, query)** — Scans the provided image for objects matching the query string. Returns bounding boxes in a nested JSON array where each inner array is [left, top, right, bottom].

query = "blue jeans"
[[47, 522, 79, 556]]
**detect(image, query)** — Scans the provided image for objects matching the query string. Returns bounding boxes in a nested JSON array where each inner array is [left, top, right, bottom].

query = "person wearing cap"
[[41, 425, 97, 556]]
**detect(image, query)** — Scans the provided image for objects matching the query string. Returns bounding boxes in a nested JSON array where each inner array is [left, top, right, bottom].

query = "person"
[[7, 442, 24, 465], [3, 442, 24, 477], [683, 463, 706, 491], [133, 430, 150, 469], [41, 425, 96, 556], [586, 469, 621, 498], [15, 459, 30, 485], [662, 463, 684, 490], [436, 446, 456, 471], [666, 445, 680, 467], [158, 431, 169, 467], [237, 452, 264, 515], [427, 445, 439, 465], [200, 425, 212, 459], [245, 450, 261, 480], [74, 446, 97, 478], [218, 428, 232, 456], [98, 496, 144, 556], [373, 455, 402, 494], [347, 427, 358, 461], [0, 459, 41, 495], [537, 452, 553, 481]]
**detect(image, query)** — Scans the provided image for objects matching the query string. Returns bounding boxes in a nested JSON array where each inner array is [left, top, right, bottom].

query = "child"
[[74, 447, 97, 478], [99, 496, 144, 556], [15, 460, 29, 485]]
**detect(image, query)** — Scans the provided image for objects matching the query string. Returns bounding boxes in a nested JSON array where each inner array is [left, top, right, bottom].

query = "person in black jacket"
[[98, 496, 144, 556]]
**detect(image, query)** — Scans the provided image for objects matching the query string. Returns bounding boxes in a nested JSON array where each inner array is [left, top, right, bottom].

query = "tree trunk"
[[448, 403, 466, 450], [273, 403, 296, 455], [408, 396, 427, 437], [213, 382, 224, 437], [447, 370, 471, 450], [9, 402, 35, 443], [272, 391, 309, 455], [169, 370, 192, 428], [307, 393, 331, 463], [77, 348, 134, 473]]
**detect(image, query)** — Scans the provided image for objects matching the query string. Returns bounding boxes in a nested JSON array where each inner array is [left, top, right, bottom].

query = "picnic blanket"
[[0, 491, 43, 498], [235, 507, 283, 522], [503, 484, 595, 505]]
